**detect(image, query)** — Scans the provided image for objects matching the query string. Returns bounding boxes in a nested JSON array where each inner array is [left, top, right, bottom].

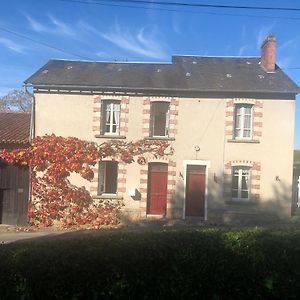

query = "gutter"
[[27, 84, 300, 95], [25, 84, 35, 140]]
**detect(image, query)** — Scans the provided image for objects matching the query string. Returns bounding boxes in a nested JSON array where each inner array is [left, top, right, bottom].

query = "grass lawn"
[[1, 227, 300, 299]]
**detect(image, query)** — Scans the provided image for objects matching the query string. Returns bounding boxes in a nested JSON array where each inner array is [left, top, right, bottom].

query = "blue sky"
[[0, 0, 299, 148]]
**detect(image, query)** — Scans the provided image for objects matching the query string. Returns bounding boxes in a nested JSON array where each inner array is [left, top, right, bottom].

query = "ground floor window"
[[98, 161, 118, 194], [232, 167, 250, 200]]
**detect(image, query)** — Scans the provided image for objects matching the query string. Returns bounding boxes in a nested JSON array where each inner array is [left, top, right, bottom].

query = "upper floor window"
[[98, 161, 118, 195], [232, 166, 250, 200], [102, 100, 120, 135], [234, 104, 253, 139], [150, 102, 170, 137]]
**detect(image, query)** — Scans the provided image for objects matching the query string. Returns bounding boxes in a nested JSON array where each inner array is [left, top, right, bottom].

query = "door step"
[[146, 214, 165, 219]]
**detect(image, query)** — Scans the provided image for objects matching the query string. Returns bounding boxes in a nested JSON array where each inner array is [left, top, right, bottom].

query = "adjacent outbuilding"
[[0, 112, 31, 225]]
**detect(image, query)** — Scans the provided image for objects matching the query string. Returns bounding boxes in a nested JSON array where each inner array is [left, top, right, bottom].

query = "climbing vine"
[[0, 134, 169, 228]]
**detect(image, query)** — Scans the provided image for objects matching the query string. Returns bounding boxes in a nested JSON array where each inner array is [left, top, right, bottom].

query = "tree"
[[0, 88, 32, 112], [0, 135, 169, 228]]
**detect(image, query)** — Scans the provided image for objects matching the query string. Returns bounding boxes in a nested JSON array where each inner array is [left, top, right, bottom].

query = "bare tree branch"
[[0, 88, 32, 112]]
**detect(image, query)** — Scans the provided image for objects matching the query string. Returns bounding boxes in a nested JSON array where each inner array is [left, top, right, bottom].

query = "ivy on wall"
[[0, 134, 169, 228]]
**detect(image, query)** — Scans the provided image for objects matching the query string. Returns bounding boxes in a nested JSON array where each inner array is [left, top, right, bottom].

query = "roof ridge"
[[49, 58, 172, 65], [172, 55, 260, 58]]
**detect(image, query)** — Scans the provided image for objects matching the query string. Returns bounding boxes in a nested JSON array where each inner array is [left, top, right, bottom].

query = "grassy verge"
[[1, 228, 300, 299]]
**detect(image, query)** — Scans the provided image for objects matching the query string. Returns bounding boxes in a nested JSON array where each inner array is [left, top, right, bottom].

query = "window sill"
[[144, 137, 175, 141], [227, 139, 260, 144], [95, 135, 126, 139], [226, 199, 257, 205], [93, 194, 123, 200]]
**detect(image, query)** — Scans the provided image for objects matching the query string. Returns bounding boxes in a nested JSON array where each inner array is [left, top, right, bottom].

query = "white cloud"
[[99, 23, 168, 59], [241, 25, 247, 40], [78, 21, 168, 59], [77, 20, 98, 34], [172, 13, 181, 34], [277, 57, 292, 69], [48, 15, 76, 37], [95, 51, 110, 58], [238, 45, 248, 56], [25, 14, 48, 32], [0, 37, 26, 53], [277, 36, 299, 53], [25, 14, 77, 38], [256, 23, 276, 49]]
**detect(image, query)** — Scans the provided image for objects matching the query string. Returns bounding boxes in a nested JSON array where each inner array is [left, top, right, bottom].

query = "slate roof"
[[25, 56, 300, 94], [0, 112, 31, 145]]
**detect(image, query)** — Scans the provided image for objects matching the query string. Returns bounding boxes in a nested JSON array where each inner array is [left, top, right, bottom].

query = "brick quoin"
[[253, 131, 262, 137], [140, 169, 148, 175], [254, 101, 263, 108], [254, 112, 263, 118], [226, 100, 234, 107], [253, 164, 261, 171], [225, 130, 233, 136], [254, 122, 263, 127], [251, 184, 261, 190]]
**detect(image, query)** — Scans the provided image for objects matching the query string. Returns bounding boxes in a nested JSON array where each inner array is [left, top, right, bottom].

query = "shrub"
[[1, 228, 300, 299]]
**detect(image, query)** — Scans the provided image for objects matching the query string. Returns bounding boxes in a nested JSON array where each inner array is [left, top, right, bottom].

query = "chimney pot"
[[261, 34, 276, 72]]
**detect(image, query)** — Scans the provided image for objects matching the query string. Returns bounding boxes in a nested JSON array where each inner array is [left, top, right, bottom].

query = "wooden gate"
[[0, 162, 29, 225]]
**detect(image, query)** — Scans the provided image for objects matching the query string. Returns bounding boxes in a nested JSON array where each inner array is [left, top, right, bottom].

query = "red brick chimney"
[[260, 34, 276, 72]]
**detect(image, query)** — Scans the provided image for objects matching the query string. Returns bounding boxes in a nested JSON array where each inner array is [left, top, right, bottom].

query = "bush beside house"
[[1, 228, 300, 299]]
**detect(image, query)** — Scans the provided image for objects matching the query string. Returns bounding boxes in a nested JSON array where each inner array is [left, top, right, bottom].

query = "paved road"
[[0, 231, 66, 244]]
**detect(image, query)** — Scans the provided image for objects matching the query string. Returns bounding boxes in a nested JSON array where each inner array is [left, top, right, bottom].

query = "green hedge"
[[1, 228, 300, 299]]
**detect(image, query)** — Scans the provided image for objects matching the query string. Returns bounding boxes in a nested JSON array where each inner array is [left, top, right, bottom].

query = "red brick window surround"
[[139, 157, 176, 217], [93, 95, 129, 138], [142, 97, 179, 139], [224, 160, 261, 201], [90, 159, 127, 198], [225, 99, 263, 142]]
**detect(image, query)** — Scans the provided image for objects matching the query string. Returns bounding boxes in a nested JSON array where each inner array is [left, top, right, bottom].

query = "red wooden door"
[[185, 165, 206, 217], [147, 163, 168, 215]]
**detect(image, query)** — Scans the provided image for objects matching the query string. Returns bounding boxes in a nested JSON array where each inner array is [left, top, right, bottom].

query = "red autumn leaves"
[[0, 134, 169, 228]]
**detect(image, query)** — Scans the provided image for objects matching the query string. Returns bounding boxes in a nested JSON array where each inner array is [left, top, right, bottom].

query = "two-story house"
[[25, 35, 300, 224]]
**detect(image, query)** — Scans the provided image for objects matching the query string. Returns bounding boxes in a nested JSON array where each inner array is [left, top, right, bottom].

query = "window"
[[101, 100, 120, 135], [232, 167, 250, 200], [234, 104, 253, 139], [98, 161, 118, 194], [150, 102, 170, 137]]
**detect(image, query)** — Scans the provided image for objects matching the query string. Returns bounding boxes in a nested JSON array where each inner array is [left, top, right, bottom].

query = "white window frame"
[[234, 104, 253, 140], [98, 161, 118, 195], [102, 100, 120, 135], [232, 167, 251, 201], [150, 102, 170, 138]]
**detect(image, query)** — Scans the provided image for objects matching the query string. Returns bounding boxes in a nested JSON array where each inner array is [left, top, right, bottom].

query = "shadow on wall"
[[207, 171, 294, 226], [113, 170, 295, 227], [119, 170, 296, 226]]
